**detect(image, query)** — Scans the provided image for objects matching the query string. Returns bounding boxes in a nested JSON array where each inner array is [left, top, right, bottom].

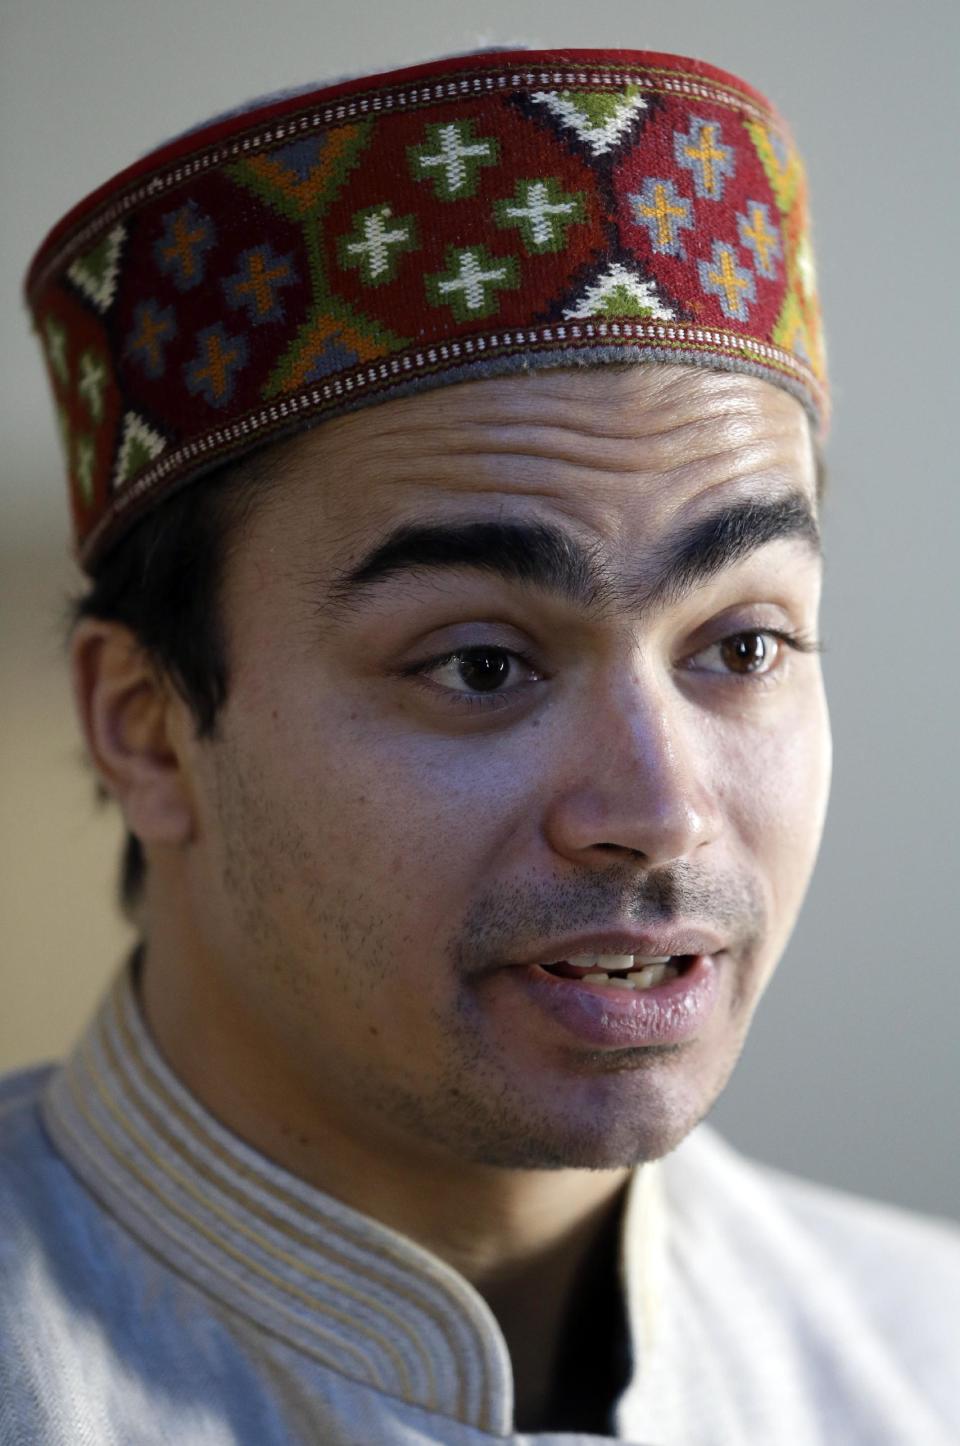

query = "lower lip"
[[507, 955, 723, 1049]]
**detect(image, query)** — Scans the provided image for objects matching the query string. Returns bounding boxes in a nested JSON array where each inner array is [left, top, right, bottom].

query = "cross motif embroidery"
[[155, 201, 216, 291], [408, 120, 500, 201], [425, 245, 520, 322], [74, 435, 96, 505], [629, 178, 694, 257], [43, 317, 69, 385], [494, 178, 586, 254], [338, 204, 418, 286], [126, 300, 177, 379], [737, 201, 781, 279], [184, 323, 249, 407], [78, 351, 107, 424], [675, 118, 736, 201], [224, 243, 299, 323], [698, 241, 756, 320]]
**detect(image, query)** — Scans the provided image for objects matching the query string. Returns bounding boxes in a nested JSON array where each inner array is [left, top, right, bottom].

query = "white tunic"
[[1, 962, 957, 1444]]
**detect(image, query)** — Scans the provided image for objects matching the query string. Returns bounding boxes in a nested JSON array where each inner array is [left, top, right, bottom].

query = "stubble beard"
[[347, 973, 757, 1172], [210, 738, 768, 1173]]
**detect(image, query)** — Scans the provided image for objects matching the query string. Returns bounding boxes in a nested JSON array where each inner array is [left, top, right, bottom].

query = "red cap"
[[25, 48, 827, 570]]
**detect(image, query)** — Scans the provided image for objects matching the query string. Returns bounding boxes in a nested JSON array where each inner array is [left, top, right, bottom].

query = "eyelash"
[[402, 628, 824, 711]]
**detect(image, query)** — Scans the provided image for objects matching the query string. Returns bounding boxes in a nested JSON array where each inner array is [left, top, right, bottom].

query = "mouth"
[[502, 951, 724, 1049], [538, 954, 697, 992]]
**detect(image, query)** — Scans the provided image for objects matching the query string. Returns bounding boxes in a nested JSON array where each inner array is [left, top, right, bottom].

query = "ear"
[[70, 618, 196, 848]]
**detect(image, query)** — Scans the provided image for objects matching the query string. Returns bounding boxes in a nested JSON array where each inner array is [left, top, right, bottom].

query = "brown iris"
[[722, 632, 772, 674]]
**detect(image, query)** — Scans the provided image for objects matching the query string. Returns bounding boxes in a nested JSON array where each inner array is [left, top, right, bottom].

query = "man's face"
[[176, 364, 831, 1171]]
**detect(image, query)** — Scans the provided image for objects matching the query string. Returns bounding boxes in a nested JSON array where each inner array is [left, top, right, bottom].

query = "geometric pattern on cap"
[[24, 49, 828, 571]]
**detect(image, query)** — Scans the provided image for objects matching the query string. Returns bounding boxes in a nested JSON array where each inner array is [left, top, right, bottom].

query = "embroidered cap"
[[25, 48, 828, 571]]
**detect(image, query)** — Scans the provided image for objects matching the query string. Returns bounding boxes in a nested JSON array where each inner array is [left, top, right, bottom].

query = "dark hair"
[[74, 399, 827, 917]]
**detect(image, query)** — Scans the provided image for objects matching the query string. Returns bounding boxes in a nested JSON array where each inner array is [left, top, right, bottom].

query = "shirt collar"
[[42, 957, 665, 1434]]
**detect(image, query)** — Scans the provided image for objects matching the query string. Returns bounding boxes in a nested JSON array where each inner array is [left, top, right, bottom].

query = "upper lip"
[[514, 928, 730, 969]]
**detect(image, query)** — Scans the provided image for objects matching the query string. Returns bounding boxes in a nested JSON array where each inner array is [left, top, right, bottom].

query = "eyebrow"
[[323, 490, 822, 622]]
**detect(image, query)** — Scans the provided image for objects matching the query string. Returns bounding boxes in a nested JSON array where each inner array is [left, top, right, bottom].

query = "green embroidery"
[[228, 126, 410, 395], [74, 436, 96, 505], [531, 86, 648, 156], [228, 122, 374, 223], [78, 350, 107, 424], [425, 245, 520, 322], [265, 189, 410, 397], [264, 301, 410, 397], [66, 225, 125, 313], [494, 178, 586, 254], [114, 414, 165, 487], [44, 318, 69, 385], [561, 88, 640, 131], [772, 289, 812, 363], [599, 284, 656, 316], [337, 204, 418, 286], [745, 121, 801, 215], [408, 120, 500, 201], [563, 263, 675, 322]]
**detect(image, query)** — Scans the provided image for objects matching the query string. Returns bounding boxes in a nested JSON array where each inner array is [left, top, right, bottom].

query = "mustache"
[[451, 859, 766, 971]]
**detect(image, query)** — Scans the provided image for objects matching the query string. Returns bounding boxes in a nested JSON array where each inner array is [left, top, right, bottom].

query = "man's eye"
[[404, 646, 542, 704], [690, 629, 821, 678], [403, 630, 821, 707]]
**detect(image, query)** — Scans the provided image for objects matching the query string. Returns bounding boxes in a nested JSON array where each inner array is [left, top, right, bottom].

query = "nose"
[[542, 671, 723, 868]]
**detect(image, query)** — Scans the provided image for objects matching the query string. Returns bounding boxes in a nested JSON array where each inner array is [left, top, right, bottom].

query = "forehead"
[[231, 363, 817, 583]]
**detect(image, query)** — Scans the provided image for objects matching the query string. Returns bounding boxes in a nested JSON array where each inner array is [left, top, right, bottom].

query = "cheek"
[[236, 681, 536, 929], [719, 682, 832, 938]]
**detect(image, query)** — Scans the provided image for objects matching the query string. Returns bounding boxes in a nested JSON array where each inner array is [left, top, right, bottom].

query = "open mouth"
[[538, 955, 698, 991]]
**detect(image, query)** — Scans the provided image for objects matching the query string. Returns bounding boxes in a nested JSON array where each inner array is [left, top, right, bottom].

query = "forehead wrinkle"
[[643, 443, 813, 508], [266, 371, 813, 550], [345, 405, 788, 476], [313, 363, 802, 448], [317, 432, 805, 534], [474, 379, 777, 428], [347, 362, 783, 433]]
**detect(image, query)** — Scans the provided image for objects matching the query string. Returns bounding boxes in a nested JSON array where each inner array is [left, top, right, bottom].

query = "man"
[[3, 46, 957, 1444]]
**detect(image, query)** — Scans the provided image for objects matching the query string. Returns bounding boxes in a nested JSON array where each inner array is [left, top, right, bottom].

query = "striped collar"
[[41, 959, 665, 1435]]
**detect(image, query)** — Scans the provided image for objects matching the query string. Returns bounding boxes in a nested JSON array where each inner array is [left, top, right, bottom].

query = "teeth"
[[634, 963, 680, 989], [633, 963, 667, 990], [567, 953, 635, 972], [577, 963, 681, 990], [566, 952, 672, 972]]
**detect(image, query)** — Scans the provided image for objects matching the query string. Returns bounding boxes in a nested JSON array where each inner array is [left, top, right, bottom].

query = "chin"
[[547, 1031, 745, 1159], [367, 1025, 747, 1172], [558, 1098, 711, 1170], [463, 1111, 707, 1172], [448, 1060, 727, 1172]]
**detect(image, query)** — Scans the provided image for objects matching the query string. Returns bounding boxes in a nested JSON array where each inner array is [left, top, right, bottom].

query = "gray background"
[[2, 0, 958, 1220]]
